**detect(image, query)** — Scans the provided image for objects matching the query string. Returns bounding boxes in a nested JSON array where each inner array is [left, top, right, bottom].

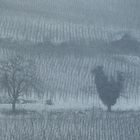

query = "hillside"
[[0, 39, 140, 110], [0, 0, 140, 110], [0, 0, 140, 43], [0, 1, 140, 140]]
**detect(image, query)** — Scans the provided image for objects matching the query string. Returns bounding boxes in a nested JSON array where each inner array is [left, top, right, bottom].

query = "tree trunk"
[[107, 105, 112, 112], [12, 101, 16, 112]]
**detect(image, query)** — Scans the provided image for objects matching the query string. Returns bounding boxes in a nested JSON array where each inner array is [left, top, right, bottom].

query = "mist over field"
[[0, 1, 140, 140]]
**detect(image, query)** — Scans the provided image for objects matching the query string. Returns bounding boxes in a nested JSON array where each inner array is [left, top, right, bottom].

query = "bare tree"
[[0, 55, 44, 112]]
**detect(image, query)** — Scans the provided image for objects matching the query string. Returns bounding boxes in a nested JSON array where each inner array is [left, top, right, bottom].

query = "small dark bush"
[[45, 99, 54, 105]]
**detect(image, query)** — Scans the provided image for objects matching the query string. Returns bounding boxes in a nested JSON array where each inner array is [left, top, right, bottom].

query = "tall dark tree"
[[0, 56, 44, 112], [91, 66, 124, 112]]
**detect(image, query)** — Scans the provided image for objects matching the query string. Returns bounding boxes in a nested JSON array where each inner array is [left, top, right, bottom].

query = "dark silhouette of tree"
[[91, 66, 124, 112], [0, 56, 44, 112]]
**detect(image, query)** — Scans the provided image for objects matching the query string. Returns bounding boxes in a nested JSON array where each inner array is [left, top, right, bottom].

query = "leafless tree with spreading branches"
[[0, 55, 45, 112]]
